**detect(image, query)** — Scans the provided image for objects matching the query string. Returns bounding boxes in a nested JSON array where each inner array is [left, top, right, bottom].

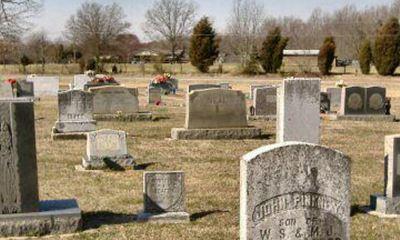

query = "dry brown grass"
[[7, 73, 400, 239]]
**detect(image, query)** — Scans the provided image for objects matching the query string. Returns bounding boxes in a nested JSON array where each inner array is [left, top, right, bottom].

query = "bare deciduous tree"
[[143, 0, 197, 59], [65, 2, 130, 59], [0, 0, 41, 38], [25, 30, 49, 73], [226, 0, 264, 66]]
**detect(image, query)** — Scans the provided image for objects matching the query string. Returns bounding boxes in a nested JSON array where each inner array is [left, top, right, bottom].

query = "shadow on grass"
[[258, 133, 274, 140], [351, 204, 369, 217], [83, 211, 138, 230], [190, 210, 230, 222], [103, 158, 125, 171], [134, 162, 158, 170]]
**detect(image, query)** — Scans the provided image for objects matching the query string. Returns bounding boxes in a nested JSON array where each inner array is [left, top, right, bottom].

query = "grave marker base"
[[326, 114, 396, 122], [93, 112, 153, 122], [136, 211, 190, 223], [247, 115, 276, 121], [367, 194, 400, 217], [82, 155, 136, 170], [54, 121, 97, 133], [0, 199, 82, 237], [171, 127, 262, 140], [51, 127, 91, 140]]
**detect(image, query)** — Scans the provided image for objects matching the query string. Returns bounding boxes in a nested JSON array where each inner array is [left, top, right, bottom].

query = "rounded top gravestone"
[[240, 142, 351, 240]]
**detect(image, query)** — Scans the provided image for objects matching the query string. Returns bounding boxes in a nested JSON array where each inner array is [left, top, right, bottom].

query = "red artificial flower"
[[5, 79, 16, 84], [155, 100, 161, 106]]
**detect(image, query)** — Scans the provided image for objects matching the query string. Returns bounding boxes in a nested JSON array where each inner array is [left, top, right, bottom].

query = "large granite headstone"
[[240, 142, 351, 240], [187, 84, 221, 93], [0, 99, 82, 237], [53, 90, 96, 133], [366, 86, 386, 114], [148, 87, 162, 104], [26, 76, 59, 97], [137, 171, 189, 223], [89, 86, 139, 114], [186, 89, 247, 129], [82, 129, 135, 169], [339, 86, 366, 115], [327, 87, 342, 112], [16, 80, 34, 97], [253, 86, 277, 116], [72, 75, 91, 90], [370, 134, 400, 216], [277, 78, 320, 144]]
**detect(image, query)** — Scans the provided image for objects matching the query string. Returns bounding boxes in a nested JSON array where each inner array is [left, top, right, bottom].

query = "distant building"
[[132, 49, 188, 64], [282, 50, 320, 73]]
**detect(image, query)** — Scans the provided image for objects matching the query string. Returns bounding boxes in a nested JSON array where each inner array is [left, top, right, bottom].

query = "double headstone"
[[339, 86, 386, 115], [26, 75, 59, 97], [277, 78, 321, 144], [0, 99, 82, 237], [137, 171, 189, 223], [171, 89, 261, 139], [253, 86, 277, 116], [53, 90, 96, 134], [89, 86, 139, 114], [370, 134, 400, 215], [82, 129, 135, 170], [240, 142, 351, 240]]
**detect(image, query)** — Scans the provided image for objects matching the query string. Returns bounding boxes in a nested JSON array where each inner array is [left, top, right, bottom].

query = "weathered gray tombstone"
[[370, 134, 400, 216], [277, 78, 320, 144], [137, 171, 189, 223], [366, 86, 386, 114], [327, 87, 342, 112], [0, 81, 14, 98], [72, 74, 91, 90], [253, 86, 277, 116], [172, 89, 262, 139], [187, 84, 221, 93], [240, 142, 351, 240], [90, 86, 139, 114], [148, 87, 162, 104], [249, 84, 267, 99], [82, 129, 135, 170], [339, 86, 365, 115], [16, 80, 34, 97], [0, 99, 81, 237], [52, 90, 96, 139], [26, 75, 59, 97]]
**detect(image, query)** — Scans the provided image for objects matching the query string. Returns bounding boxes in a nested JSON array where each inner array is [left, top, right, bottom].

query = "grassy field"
[[6, 73, 400, 240]]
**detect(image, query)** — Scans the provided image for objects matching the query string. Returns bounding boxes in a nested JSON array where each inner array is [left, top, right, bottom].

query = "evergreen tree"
[[318, 37, 336, 75], [359, 40, 372, 75], [374, 17, 400, 76], [259, 27, 289, 73], [189, 17, 219, 73]]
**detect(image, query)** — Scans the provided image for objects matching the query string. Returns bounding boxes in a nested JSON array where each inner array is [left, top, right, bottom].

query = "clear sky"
[[31, 0, 394, 41]]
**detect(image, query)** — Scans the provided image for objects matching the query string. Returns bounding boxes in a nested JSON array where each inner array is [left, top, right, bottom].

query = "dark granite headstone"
[[366, 86, 386, 114]]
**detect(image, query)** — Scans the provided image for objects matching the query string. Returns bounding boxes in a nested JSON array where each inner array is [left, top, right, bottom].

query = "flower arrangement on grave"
[[150, 73, 178, 94], [92, 75, 118, 84]]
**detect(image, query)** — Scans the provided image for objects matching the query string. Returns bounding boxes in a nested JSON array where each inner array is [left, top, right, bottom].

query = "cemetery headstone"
[[370, 134, 400, 215], [82, 129, 135, 169], [240, 142, 351, 240], [137, 171, 189, 223], [90, 86, 139, 114], [0, 99, 82, 237], [187, 84, 221, 93], [327, 87, 342, 112], [172, 89, 262, 139], [366, 86, 386, 114], [53, 90, 96, 134], [16, 80, 34, 97], [277, 78, 320, 144], [26, 76, 59, 97], [253, 86, 277, 116], [148, 87, 162, 104], [339, 86, 366, 115]]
